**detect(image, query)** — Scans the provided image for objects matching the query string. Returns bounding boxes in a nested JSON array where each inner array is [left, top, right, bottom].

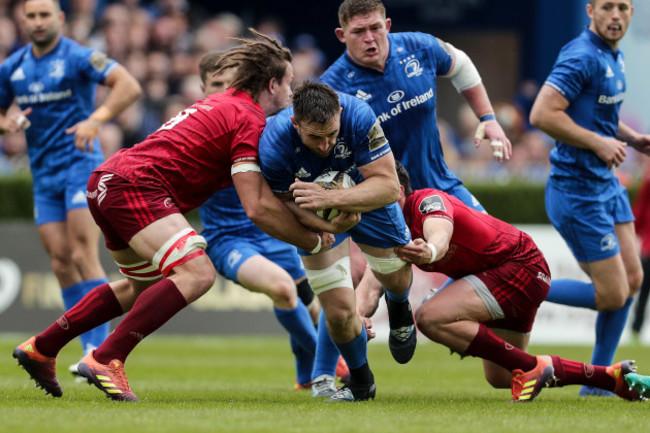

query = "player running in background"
[[260, 81, 414, 402], [631, 161, 650, 342], [197, 51, 349, 391], [530, 0, 650, 396], [12, 30, 335, 402], [364, 161, 649, 402], [0, 0, 142, 371]]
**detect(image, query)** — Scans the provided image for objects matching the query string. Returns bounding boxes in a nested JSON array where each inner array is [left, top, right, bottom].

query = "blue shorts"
[[205, 232, 306, 283], [545, 178, 634, 262], [33, 155, 102, 226], [298, 201, 411, 255], [445, 184, 485, 212]]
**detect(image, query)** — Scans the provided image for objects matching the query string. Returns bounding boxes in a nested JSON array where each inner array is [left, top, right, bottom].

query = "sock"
[[545, 279, 596, 309], [385, 285, 410, 303], [333, 324, 368, 370], [94, 279, 187, 364], [36, 283, 123, 358], [591, 297, 634, 366], [550, 356, 615, 390], [273, 303, 317, 354], [311, 310, 340, 380], [290, 336, 314, 386], [78, 278, 111, 353], [348, 361, 374, 386], [464, 323, 537, 372]]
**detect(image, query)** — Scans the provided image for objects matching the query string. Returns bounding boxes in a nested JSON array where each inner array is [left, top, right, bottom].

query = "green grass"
[[2, 335, 650, 432]]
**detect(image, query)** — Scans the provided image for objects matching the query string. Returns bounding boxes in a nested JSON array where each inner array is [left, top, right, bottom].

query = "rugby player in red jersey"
[[358, 161, 649, 402], [12, 30, 343, 402]]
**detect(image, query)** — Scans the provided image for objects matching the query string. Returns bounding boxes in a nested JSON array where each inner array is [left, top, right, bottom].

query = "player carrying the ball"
[[259, 81, 415, 402]]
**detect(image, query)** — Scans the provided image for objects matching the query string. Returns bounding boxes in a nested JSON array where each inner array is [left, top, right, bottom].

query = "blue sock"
[[334, 324, 368, 370], [385, 285, 411, 303], [273, 303, 317, 354], [62, 278, 110, 354], [591, 297, 634, 366], [290, 335, 314, 386], [546, 279, 596, 310], [311, 310, 340, 379]]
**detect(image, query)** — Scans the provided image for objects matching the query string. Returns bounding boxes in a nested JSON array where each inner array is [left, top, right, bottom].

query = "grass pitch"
[[2, 334, 649, 433]]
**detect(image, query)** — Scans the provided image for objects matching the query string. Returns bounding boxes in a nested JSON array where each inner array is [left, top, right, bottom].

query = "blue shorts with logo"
[[298, 201, 411, 256], [205, 231, 306, 283], [33, 154, 103, 226], [545, 177, 634, 262]]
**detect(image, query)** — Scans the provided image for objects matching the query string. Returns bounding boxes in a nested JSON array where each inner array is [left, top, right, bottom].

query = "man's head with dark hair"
[[395, 160, 413, 196], [290, 81, 342, 158], [338, 0, 385, 28], [198, 51, 236, 96], [214, 28, 292, 102]]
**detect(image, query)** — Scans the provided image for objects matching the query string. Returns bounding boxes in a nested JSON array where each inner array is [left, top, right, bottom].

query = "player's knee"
[[596, 290, 627, 311], [414, 304, 445, 339], [326, 308, 356, 332], [270, 278, 298, 309], [628, 266, 644, 295]]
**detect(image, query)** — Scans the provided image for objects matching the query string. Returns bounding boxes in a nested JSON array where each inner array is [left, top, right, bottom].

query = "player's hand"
[[629, 134, 650, 156], [290, 179, 332, 210], [594, 136, 627, 169], [0, 107, 32, 134], [317, 232, 335, 253], [359, 316, 376, 340], [326, 211, 360, 234], [394, 238, 433, 265], [66, 118, 104, 152], [474, 120, 512, 163]]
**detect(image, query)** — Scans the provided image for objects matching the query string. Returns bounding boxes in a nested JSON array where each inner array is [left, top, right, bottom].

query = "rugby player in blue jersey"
[[196, 52, 349, 391], [260, 81, 415, 402], [530, 0, 650, 397], [316, 0, 513, 395], [0, 0, 141, 372]]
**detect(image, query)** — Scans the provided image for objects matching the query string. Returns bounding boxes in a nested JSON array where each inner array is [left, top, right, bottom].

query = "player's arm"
[[618, 120, 650, 156], [232, 168, 333, 254], [530, 84, 627, 168], [438, 38, 511, 161], [291, 152, 399, 214], [0, 106, 32, 134], [278, 194, 360, 234], [67, 65, 142, 152], [395, 216, 453, 266]]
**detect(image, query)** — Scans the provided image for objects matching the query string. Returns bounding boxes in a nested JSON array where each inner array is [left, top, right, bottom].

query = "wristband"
[[310, 235, 322, 255], [426, 242, 437, 264], [479, 113, 496, 122]]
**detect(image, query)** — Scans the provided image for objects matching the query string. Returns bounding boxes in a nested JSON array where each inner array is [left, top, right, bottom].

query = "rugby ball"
[[313, 170, 356, 220]]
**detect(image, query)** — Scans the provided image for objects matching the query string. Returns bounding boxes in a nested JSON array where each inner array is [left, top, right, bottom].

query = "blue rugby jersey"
[[259, 92, 391, 193], [200, 185, 266, 240], [544, 28, 626, 188], [0, 37, 117, 187], [320, 32, 459, 190]]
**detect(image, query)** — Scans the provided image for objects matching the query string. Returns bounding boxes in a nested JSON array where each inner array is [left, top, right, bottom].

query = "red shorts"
[[87, 171, 181, 251], [475, 255, 551, 333]]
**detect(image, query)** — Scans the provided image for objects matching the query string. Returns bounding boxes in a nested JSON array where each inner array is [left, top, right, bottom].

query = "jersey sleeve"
[[414, 189, 454, 225], [74, 45, 118, 84], [349, 98, 392, 167], [230, 113, 264, 167], [0, 60, 15, 109], [427, 34, 454, 76], [259, 119, 294, 194], [544, 46, 594, 104]]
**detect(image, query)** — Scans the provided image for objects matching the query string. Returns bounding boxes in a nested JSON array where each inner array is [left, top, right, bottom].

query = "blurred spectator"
[[631, 157, 650, 343], [0, 15, 19, 60]]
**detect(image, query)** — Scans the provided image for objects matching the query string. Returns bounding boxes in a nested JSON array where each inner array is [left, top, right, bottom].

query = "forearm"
[[617, 121, 640, 145], [327, 174, 399, 213], [92, 68, 142, 123], [460, 84, 495, 119], [532, 108, 598, 151]]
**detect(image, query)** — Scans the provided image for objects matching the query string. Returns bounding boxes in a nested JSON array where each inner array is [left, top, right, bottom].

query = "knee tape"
[[362, 252, 407, 275], [152, 228, 207, 276], [117, 260, 163, 281], [305, 256, 353, 295]]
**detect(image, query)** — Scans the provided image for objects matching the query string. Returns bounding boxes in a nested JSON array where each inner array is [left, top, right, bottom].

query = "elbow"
[[529, 109, 542, 130], [129, 80, 144, 102]]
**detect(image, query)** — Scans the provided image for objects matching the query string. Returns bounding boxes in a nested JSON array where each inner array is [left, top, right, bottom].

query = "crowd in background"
[[0, 0, 647, 185]]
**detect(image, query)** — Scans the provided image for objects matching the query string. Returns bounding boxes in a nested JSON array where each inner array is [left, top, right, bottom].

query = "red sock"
[[550, 356, 614, 390], [464, 323, 537, 372], [36, 283, 123, 357], [94, 278, 187, 364]]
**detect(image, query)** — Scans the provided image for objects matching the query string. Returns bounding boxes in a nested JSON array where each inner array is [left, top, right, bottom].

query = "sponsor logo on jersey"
[[333, 141, 352, 159], [28, 82, 44, 93], [418, 195, 446, 214], [71, 190, 87, 204], [164, 197, 173, 208], [617, 80, 623, 91], [376, 88, 434, 124], [90, 51, 112, 72], [15, 89, 72, 105], [387, 90, 405, 103], [49, 59, 65, 78], [355, 89, 372, 101], [347, 71, 355, 78], [296, 167, 311, 178], [227, 249, 243, 269], [367, 119, 388, 151], [598, 92, 624, 104], [10, 68, 25, 81], [600, 233, 616, 251], [536, 272, 551, 286], [605, 64, 615, 78], [399, 55, 423, 78]]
